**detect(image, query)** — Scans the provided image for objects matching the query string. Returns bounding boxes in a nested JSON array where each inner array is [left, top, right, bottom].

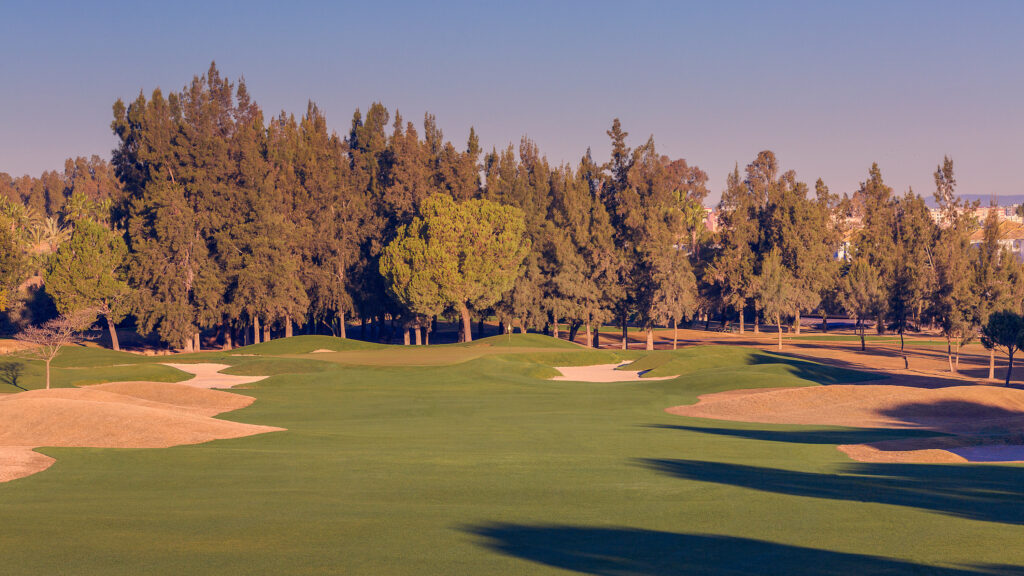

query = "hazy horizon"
[[2, 0, 1022, 202]]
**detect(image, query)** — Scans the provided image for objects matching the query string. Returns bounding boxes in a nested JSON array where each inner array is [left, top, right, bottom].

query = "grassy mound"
[[230, 335, 387, 355], [466, 333, 583, 349], [50, 345, 156, 368]]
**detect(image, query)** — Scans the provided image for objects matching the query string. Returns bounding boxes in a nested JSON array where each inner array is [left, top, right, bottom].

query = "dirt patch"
[[552, 362, 679, 382], [667, 384, 1024, 464], [0, 365, 283, 483]]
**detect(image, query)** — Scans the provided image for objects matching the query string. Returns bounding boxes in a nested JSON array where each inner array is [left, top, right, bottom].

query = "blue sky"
[[1, 0, 1021, 202]]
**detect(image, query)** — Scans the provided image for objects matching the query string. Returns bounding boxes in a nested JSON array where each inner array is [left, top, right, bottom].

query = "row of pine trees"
[[1, 64, 1022, 369]]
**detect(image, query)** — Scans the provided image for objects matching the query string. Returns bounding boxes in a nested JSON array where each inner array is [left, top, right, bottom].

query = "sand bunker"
[[0, 364, 283, 483], [667, 384, 1024, 464], [161, 363, 267, 388], [552, 362, 679, 382]]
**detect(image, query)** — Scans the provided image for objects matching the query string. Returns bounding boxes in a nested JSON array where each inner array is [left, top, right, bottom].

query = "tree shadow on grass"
[[639, 459, 1024, 525], [646, 423, 950, 445], [745, 351, 886, 385], [466, 523, 1024, 576], [759, 345, 983, 389], [0, 361, 26, 390]]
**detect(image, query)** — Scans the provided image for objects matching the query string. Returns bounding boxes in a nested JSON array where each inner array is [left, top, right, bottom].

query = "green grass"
[[0, 342, 1022, 574], [624, 347, 886, 383], [1, 346, 192, 391], [231, 334, 388, 354]]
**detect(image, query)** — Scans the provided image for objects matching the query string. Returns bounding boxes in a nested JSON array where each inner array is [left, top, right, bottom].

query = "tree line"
[[1, 63, 1023, 377]]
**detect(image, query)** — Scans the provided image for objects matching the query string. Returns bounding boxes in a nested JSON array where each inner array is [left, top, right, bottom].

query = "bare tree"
[[13, 312, 92, 389]]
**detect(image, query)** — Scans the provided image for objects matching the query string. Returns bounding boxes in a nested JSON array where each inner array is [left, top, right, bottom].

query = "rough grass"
[[0, 343, 1021, 575]]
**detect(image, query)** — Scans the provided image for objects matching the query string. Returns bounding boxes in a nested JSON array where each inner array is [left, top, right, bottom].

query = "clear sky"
[[1, 0, 1021, 202]]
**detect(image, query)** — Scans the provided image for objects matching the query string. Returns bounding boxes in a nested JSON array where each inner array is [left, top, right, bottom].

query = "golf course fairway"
[[1, 334, 1022, 575]]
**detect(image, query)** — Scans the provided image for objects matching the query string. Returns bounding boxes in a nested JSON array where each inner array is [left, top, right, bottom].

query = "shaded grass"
[[0, 344, 1022, 575], [623, 346, 882, 384]]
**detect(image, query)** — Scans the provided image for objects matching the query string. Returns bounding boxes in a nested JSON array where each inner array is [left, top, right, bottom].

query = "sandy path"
[[667, 384, 1024, 464], [552, 362, 679, 382], [0, 364, 282, 483]]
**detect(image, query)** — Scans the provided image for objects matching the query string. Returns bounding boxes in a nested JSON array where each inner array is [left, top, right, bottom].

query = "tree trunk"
[[194, 332, 201, 352], [593, 325, 600, 348], [568, 321, 581, 343], [738, 305, 745, 334], [1006, 349, 1015, 387], [519, 318, 527, 334], [223, 323, 233, 350], [478, 318, 485, 338], [646, 328, 654, 351], [403, 328, 411, 346], [552, 316, 559, 340], [955, 340, 961, 370], [254, 316, 261, 345], [621, 323, 628, 350], [285, 313, 293, 338], [339, 312, 347, 339], [104, 315, 120, 351], [776, 315, 783, 351], [45, 358, 51, 390], [946, 337, 955, 373], [794, 310, 801, 335], [822, 311, 828, 333], [859, 323, 865, 352], [414, 322, 422, 345], [585, 321, 593, 348], [704, 314, 711, 331], [264, 324, 271, 343], [990, 349, 996, 381], [424, 323, 430, 345], [753, 313, 759, 334], [673, 318, 678, 350], [459, 303, 473, 342]]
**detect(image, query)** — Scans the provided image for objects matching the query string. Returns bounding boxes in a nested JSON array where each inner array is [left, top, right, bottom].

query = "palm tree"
[[39, 217, 70, 252]]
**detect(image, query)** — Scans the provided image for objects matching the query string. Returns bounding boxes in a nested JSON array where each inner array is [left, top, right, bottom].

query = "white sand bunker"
[[0, 367, 283, 483], [161, 363, 267, 389], [667, 384, 1024, 464], [552, 362, 678, 382]]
